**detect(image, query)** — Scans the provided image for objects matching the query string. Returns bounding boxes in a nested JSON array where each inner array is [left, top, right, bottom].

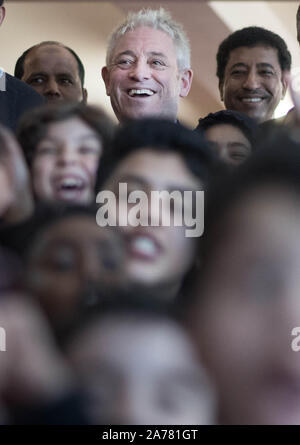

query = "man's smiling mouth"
[[128, 88, 155, 97], [240, 97, 264, 103]]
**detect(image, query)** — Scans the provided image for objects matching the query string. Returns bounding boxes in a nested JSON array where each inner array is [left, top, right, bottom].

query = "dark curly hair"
[[195, 110, 258, 148], [217, 26, 292, 87], [96, 118, 217, 193], [17, 102, 115, 167]]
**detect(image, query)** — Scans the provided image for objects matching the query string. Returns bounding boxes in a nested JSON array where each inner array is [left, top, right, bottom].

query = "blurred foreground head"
[[65, 296, 215, 425], [25, 204, 126, 337], [0, 124, 33, 226], [96, 118, 215, 300], [190, 126, 300, 424]]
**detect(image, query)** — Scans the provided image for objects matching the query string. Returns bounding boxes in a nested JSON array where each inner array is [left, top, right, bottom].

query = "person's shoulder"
[[1, 73, 44, 130], [261, 108, 297, 129], [5, 73, 44, 105]]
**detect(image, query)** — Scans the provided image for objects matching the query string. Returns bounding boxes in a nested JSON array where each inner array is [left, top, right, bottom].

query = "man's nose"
[[242, 69, 261, 91], [128, 60, 151, 82], [44, 78, 62, 98]]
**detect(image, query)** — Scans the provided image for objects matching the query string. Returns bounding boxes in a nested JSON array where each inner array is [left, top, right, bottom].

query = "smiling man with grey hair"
[[101, 8, 193, 123]]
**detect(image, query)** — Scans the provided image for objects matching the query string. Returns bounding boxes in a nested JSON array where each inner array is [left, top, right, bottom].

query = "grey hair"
[[105, 7, 191, 70]]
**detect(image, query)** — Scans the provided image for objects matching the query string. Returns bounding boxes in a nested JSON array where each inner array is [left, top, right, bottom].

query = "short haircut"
[[217, 26, 292, 87], [0, 1, 3, 6], [14, 41, 86, 87], [17, 102, 115, 167], [196, 110, 258, 148], [106, 7, 191, 70], [96, 118, 216, 192]]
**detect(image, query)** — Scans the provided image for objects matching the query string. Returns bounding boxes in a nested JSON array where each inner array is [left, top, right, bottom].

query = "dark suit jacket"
[[0, 72, 44, 131]]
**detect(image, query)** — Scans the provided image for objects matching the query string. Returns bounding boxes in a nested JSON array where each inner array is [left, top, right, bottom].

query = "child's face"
[[68, 317, 215, 425], [193, 184, 300, 424], [27, 216, 126, 328], [32, 117, 102, 204], [204, 123, 251, 166], [102, 148, 201, 290]]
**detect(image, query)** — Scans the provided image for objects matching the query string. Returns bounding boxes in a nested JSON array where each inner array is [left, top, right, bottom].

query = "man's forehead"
[[226, 45, 280, 67], [112, 26, 176, 56], [26, 45, 77, 68], [24, 45, 79, 73]]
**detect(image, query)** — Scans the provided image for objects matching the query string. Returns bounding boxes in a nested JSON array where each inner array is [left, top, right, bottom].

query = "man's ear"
[[0, 7, 6, 26], [179, 69, 193, 97], [101, 66, 110, 96], [82, 88, 88, 104], [281, 70, 289, 99], [219, 81, 224, 102]]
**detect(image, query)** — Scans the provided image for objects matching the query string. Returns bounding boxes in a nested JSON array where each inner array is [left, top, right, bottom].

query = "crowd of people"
[[1, 1, 300, 425]]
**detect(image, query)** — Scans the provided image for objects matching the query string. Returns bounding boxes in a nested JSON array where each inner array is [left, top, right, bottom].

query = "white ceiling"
[[1, 0, 299, 127]]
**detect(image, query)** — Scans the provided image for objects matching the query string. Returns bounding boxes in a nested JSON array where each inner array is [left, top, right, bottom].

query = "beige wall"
[[1, 1, 299, 127]]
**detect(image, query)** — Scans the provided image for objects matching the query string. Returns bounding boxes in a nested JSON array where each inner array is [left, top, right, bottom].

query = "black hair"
[[217, 26, 292, 87], [196, 109, 258, 148], [17, 102, 115, 167], [14, 41, 86, 87], [61, 292, 182, 349], [0, 201, 99, 258], [96, 118, 217, 192]]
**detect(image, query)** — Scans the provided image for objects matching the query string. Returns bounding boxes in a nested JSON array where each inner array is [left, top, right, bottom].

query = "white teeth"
[[242, 98, 262, 103], [128, 89, 154, 96], [132, 237, 157, 255], [60, 178, 83, 188]]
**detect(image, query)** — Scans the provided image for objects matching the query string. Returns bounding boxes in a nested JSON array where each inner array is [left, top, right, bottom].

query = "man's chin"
[[234, 105, 269, 123], [119, 110, 155, 123], [120, 108, 178, 123]]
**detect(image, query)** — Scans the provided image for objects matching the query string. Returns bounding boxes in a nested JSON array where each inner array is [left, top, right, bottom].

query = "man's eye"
[[151, 60, 165, 67], [59, 78, 73, 85], [116, 59, 134, 68], [30, 77, 44, 85], [259, 70, 273, 76], [231, 70, 246, 76]]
